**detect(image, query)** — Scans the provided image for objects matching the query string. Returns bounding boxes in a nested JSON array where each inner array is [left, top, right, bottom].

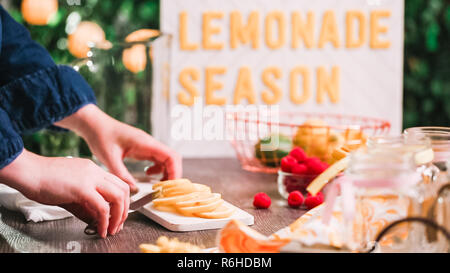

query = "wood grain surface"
[[0, 158, 306, 253]]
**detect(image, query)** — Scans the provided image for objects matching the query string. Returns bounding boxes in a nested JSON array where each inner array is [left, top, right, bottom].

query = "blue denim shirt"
[[0, 5, 96, 169]]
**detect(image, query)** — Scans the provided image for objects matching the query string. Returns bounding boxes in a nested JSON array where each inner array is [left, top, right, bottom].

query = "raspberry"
[[291, 163, 308, 175], [305, 157, 327, 175], [305, 156, 321, 165], [288, 191, 304, 208], [304, 192, 324, 210], [253, 192, 271, 209], [289, 147, 308, 163], [307, 192, 324, 202], [280, 155, 297, 173]]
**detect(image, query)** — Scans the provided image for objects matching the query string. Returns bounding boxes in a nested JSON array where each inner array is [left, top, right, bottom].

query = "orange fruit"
[[21, 0, 58, 26], [218, 220, 290, 253], [125, 29, 160, 43], [122, 29, 160, 73], [67, 21, 107, 58], [122, 44, 148, 73]]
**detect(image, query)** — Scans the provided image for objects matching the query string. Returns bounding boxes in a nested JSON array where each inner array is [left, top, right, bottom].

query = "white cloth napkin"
[[0, 184, 73, 222], [0, 180, 158, 223]]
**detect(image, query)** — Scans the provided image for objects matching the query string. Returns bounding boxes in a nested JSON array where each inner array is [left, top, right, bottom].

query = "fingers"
[[60, 203, 96, 225], [104, 149, 138, 193], [83, 191, 110, 238], [79, 172, 129, 238], [162, 169, 169, 181], [163, 153, 182, 180], [145, 163, 163, 176], [145, 156, 181, 180], [105, 173, 130, 231], [137, 141, 183, 180], [96, 178, 127, 236], [119, 132, 183, 181]]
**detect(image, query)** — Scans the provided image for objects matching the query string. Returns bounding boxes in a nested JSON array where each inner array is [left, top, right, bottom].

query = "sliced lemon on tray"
[[151, 179, 234, 219]]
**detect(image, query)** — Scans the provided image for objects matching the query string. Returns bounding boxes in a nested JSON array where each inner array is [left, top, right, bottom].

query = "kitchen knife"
[[129, 190, 160, 211]]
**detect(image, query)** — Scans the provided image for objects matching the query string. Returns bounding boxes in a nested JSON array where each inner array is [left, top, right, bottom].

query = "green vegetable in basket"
[[255, 134, 292, 167]]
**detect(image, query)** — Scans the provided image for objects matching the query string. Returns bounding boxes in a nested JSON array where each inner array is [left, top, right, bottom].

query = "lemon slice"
[[175, 193, 221, 207], [153, 192, 201, 206], [177, 199, 224, 216], [163, 183, 211, 197], [331, 147, 348, 161], [413, 148, 434, 165], [152, 179, 191, 190], [194, 204, 235, 219], [307, 157, 350, 195], [153, 205, 177, 213]]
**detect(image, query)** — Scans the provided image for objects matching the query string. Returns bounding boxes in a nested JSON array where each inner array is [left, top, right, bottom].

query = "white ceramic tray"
[[132, 182, 254, 232]]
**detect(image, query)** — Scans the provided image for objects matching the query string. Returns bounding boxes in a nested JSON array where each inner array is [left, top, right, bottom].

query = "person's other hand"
[[0, 150, 130, 238], [55, 104, 182, 192]]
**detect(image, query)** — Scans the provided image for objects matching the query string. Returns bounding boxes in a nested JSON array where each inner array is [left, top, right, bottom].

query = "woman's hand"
[[0, 150, 130, 238], [55, 104, 182, 192]]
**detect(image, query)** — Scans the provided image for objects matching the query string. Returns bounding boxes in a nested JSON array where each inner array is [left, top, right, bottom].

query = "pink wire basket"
[[226, 111, 391, 173]]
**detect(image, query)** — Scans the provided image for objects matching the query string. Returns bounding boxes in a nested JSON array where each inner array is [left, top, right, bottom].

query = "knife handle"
[[84, 223, 98, 236]]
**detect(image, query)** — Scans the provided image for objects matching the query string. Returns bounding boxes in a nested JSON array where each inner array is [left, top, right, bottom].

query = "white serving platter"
[[131, 182, 254, 232]]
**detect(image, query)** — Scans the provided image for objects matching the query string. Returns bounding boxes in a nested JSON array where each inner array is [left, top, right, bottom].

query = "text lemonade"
[[176, 9, 391, 107]]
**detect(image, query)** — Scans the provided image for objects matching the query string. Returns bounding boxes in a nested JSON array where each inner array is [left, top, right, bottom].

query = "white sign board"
[[156, 0, 404, 157]]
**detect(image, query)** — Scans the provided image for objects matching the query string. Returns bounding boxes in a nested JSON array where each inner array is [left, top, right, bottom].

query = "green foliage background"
[[1, 0, 449, 155]]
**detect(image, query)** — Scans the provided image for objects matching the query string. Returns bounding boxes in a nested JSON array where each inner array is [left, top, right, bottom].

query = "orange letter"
[[291, 11, 315, 49], [178, 67, 200, 106], [233, 67, 256, 104], [346, 11, 366, 48], [289, 67, 310, 104], [318, 11, 340, 48], [370, 10, 391, 49], [262, 67, 282, 104], [205, 67, 227, 105], [230, 11, 260, 49], [265, 11, 286, 49], [179, 12, 198, 51], [317, 66, 340, 104], [202, 11, 224, 50]]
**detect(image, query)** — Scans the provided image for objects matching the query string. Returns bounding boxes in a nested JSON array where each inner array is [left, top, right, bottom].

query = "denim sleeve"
[[0, 5, 96, 137], [0, 107, 23, 169]]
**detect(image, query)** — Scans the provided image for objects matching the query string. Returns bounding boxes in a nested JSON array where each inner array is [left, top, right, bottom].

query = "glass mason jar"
[[278, 170, 318, 198], [403, 127, 450, 234], [367, 135, 440, 216], [71, 34, 172, 175], [341, 149, 440, 252], [367, 134, 435, 166], [404, 127, 450, 171]]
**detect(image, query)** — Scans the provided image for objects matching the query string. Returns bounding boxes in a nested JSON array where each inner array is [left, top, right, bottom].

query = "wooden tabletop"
[[0, 158, 306, 253]]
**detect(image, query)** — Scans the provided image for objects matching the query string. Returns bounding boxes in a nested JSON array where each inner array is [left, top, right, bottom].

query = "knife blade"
[[129, 190, 160, 211], [84, 190, 160, 235]]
